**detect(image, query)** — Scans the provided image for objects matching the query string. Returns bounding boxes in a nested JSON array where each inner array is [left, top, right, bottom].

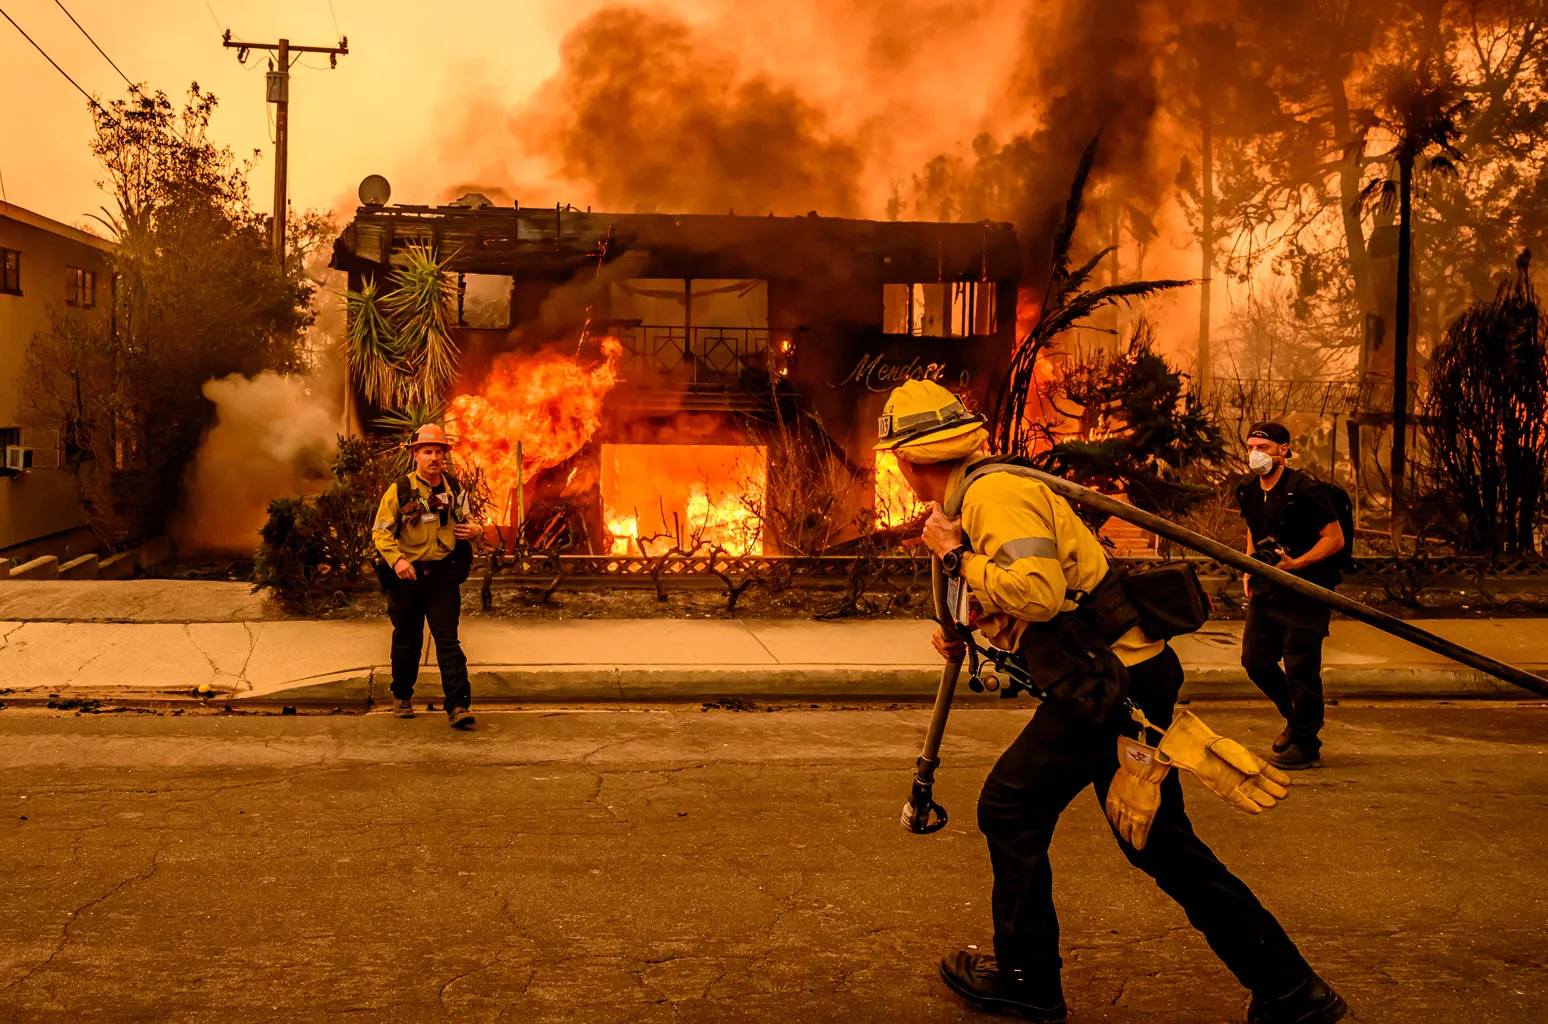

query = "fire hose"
[[902, 466, 1548, 835]]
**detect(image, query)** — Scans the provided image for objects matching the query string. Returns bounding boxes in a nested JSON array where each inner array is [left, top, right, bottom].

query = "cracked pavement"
[[0, 702, 1545, 1022]]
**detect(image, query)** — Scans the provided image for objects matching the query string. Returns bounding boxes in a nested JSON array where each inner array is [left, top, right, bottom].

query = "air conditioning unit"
[[5, 446, 34, 472]]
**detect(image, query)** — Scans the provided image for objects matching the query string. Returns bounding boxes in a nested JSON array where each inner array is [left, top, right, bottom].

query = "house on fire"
[[331, 190, 1021, 553]]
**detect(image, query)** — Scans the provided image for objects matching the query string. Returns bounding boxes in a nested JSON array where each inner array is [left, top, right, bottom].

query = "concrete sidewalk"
[[2, 611, 1545, 704]]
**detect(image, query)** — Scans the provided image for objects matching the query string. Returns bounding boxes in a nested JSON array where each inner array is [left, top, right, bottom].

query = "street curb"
[[6, 663, 1538, 706]]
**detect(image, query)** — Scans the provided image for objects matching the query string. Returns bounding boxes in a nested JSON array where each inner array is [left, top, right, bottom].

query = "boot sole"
[[938, 962, 1068, 1023], [449, 714, 475, 729], [1271, 758, 1323, 771]]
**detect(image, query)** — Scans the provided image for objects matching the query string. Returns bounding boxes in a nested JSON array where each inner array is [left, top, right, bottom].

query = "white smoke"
[[173, 371, 341, 554]]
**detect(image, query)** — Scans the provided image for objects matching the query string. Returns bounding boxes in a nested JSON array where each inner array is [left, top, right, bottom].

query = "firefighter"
[[876, 380, 1346, 1024], [372, 423, 482, 728]]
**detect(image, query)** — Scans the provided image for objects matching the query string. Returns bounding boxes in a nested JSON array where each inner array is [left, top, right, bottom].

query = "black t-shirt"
[[1235, 469, 1341, 589]]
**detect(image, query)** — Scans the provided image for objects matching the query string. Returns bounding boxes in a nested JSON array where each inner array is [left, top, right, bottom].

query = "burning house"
[[331, 187, 1020, 556]]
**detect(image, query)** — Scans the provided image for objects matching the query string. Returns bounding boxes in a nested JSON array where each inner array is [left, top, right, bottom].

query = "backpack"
[[1287, 472, 1357, 574]]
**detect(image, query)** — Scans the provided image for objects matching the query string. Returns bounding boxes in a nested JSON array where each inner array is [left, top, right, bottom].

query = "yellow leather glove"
[[1105, 735, 1171, 850], [1155, 709, 1292, 814]]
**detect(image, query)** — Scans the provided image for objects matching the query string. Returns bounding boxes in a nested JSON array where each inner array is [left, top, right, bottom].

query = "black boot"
[[1269, 742, 1322, 770], [1271, 726, 1292, 753], [1247, 974, 1348, 1024], [939, 950, 1066, 1022]]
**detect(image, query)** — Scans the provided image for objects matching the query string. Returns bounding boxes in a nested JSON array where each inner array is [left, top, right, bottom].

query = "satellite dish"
[[358, 175, 391, 207]]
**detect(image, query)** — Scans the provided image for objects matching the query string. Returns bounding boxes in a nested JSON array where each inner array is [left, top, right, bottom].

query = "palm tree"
[[1355, 60, 1471, 518], [994, 136, 1192, 456]]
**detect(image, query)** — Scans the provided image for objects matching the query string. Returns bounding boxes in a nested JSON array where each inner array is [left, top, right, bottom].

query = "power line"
[[327, 0, 341, 39], [53, 0, 133, 87], [0, 5, 122, 127], [200, 0, 223, 33]]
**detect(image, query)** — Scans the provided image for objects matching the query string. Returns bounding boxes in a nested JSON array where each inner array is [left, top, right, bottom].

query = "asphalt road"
[[1, 701, 1545, 1023]]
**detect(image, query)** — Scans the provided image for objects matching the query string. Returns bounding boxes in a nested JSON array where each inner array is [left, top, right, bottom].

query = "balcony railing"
[[605, 325, 795, 384]]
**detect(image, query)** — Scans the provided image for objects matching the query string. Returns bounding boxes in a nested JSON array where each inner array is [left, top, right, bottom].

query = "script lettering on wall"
[[830, 352, 967, 393]]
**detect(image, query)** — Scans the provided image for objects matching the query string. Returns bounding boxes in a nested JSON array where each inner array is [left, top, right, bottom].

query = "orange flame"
[[448, 337, 623, 523], [602, 444, 765, 556], [874, 451, 926, 529]]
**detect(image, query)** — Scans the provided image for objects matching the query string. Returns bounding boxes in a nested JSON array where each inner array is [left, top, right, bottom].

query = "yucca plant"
[[384, 245, 460, 407], [345, 278, 404, 407], [343, 245, 461, 411]]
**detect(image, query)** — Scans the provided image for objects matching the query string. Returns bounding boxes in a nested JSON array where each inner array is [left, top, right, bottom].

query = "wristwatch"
[[940, 545, 971, 578]]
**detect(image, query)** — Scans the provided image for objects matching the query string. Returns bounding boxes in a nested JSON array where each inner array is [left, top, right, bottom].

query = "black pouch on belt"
[[1017, 615, 1132, 724], [1016, 571, 1138, 724], [1120, 561, 1210, 639]]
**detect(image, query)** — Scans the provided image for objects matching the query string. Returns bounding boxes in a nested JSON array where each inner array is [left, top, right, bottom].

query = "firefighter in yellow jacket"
[[372, 424, 482, 728], [878, 380, 1346, 1024]]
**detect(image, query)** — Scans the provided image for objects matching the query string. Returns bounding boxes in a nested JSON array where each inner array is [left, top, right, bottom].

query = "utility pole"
[[222, 30, 347, 262]]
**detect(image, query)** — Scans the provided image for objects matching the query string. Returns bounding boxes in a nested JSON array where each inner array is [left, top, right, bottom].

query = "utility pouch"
[[1121, 562, 1210, 639], [1076, 570, 1142, 644], [1017, 613, 1132, 724], [449, 539, 474, 586]]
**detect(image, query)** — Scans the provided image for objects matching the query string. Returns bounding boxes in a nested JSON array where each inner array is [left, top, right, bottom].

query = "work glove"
[[1105, 735, 1171, 850], [1155, 709, 1292, 814]]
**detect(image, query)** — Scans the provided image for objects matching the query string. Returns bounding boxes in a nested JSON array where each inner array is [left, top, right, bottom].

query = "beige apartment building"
[[0, 201, 111, 561]]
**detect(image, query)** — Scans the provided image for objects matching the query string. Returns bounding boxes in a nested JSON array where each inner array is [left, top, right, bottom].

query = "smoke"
[[173, 372, 341, 554], [524, 7, 865, 216]]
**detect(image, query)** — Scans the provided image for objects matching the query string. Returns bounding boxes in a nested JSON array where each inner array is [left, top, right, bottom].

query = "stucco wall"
[[0, 204, 111, 552]]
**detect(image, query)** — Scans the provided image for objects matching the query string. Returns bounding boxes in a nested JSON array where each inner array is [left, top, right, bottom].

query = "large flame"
[[602, 444, 765, 556], [874, 451, 926, 529], [448, 337, 623, 523]]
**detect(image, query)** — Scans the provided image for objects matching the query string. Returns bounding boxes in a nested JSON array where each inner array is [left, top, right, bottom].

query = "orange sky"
[[0, 0, 610, 228]]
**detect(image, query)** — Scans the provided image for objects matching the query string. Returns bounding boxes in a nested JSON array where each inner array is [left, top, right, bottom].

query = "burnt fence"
[[479, 552, 1548, 595]]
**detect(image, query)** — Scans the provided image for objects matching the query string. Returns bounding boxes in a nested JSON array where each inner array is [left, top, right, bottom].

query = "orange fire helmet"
[[406, 423, 455, 450]]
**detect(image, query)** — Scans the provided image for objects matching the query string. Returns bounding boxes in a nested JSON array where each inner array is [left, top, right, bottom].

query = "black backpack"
[[1288, 472, 1356, 573]]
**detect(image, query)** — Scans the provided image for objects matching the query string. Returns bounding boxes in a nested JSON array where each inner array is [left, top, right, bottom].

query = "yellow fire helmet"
[[407, 423, 455, 450], [874, 379, 987, 460]]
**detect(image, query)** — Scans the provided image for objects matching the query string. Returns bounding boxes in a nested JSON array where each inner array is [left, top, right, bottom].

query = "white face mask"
[[1248, 450, 1276, 476]]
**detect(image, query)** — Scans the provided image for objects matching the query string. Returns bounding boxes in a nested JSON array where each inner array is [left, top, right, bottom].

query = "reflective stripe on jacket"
[[948, 455, 1164, 667]]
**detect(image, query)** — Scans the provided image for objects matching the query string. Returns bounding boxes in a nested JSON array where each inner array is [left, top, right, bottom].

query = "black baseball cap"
[[1247, 422, 1291, 445]]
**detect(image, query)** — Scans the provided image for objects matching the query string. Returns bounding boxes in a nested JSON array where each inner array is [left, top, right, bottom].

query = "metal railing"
[[608, 325, 795, 384], [480, 552, 1548, 592]]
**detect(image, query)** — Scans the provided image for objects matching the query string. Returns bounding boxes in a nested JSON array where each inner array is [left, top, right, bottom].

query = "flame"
[[874, 451, 926, 529], [448, 337, 623, 523], [602, 444, 765, 556]]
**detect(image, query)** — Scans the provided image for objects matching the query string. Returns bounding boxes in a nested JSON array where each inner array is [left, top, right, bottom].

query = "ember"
[[448, 338, 623, 523]]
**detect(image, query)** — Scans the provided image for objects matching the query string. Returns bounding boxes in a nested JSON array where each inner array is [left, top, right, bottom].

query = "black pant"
[[977, 646, 1312, 997], [1241, 593, 1331, 754], [386, 559, 471, 710]]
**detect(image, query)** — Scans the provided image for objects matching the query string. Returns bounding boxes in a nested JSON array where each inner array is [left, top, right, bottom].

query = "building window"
[[1, 249, 19, 294], [883, 282, 997, 337], [66, 267, 95, 307]]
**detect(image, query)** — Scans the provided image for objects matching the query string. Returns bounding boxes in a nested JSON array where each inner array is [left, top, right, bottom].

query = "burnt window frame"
[[0, 248, 20, 295], [882, 281, 997, 338], [65, 266, 95, 307]]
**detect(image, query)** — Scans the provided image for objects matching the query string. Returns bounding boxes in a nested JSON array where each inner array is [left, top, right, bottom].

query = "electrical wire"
[[0, 5, 122, 127], [200, 0, 223, 33], [53, 0, 133, 87], [327, 0, 341, 39]]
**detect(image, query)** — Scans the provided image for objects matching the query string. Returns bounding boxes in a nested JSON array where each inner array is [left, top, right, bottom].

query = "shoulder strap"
[[942, 455, 1036, 517], [391, 474, 415, 538]]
